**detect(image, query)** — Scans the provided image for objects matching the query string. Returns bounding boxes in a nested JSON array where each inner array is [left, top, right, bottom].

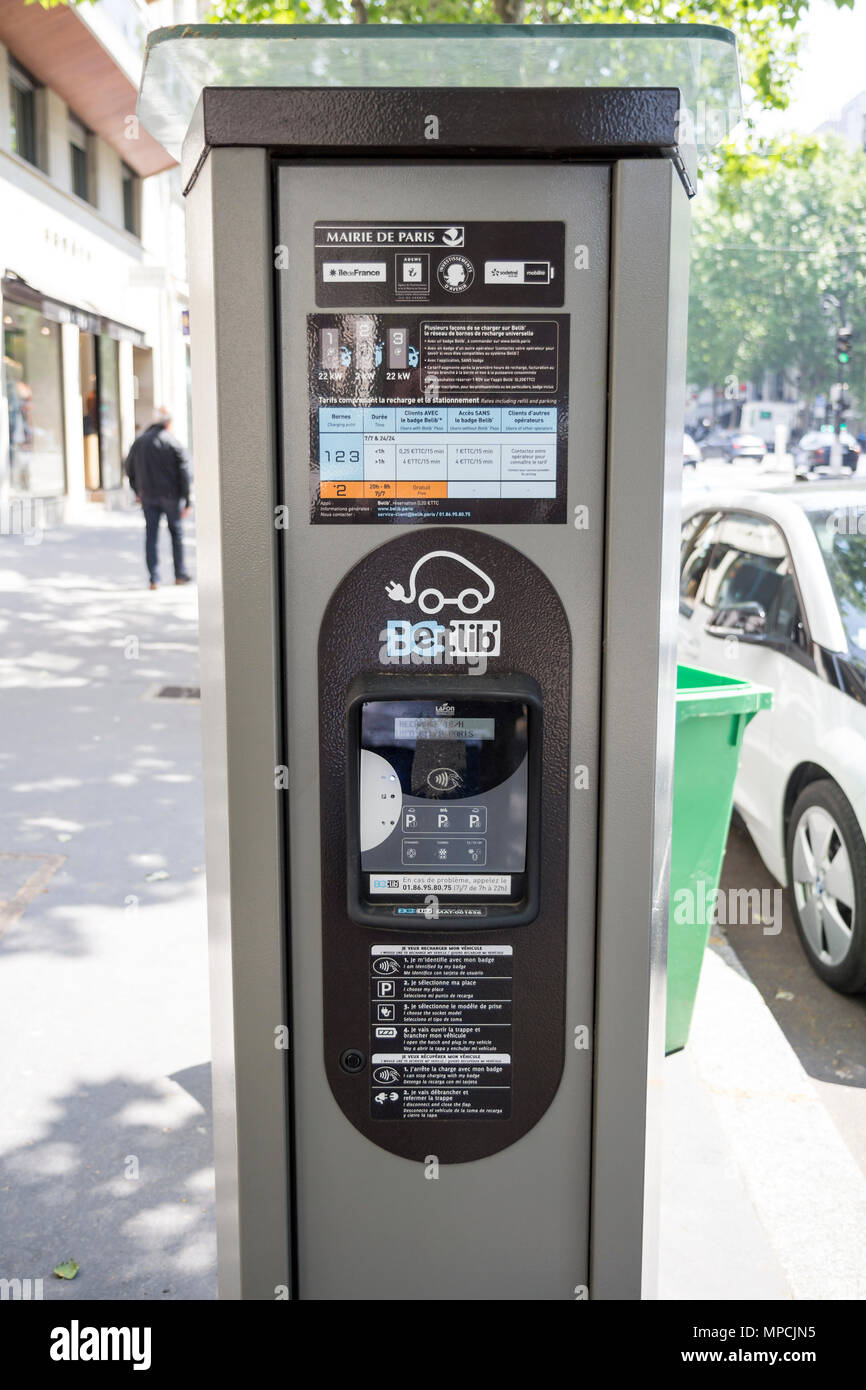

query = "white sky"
[[751, 0, 866, 136]]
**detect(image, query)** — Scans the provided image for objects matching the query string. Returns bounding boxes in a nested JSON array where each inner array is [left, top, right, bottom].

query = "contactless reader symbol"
[[373, 1068, 400, 1085], [373, 957, 400, 976], [427, 768, 463, 793]]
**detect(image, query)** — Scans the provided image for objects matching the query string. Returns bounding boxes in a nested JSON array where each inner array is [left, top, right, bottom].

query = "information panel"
[[308, 313, 569, 525], [370, 944, 513, 1121]]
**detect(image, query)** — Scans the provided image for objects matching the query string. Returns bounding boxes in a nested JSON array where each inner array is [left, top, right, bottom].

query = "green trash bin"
[[666, 665, 772, 1054]]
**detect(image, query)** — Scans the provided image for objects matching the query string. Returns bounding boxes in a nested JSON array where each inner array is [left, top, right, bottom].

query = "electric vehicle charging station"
[[138, 24, 740, 1301]]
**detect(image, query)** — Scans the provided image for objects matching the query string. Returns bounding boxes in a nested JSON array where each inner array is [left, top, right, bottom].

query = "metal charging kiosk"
[[139, 25, 740, 1301]]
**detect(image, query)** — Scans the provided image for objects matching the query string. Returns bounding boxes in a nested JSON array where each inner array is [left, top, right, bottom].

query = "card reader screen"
[[393, 717, 495, 741], [358, 697, 529, 906]]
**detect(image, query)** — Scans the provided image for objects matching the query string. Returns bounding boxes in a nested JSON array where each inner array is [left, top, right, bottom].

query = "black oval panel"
[[317, 526, 571, 1163]]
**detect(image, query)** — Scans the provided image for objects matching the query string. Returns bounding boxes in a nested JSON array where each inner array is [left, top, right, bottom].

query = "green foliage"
[[688, 136, 866, 409], [715, 133, 824, 209]]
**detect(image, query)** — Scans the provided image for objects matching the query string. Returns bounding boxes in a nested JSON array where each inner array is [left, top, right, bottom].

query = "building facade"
[[817, 89, 866, 153], [0, 0, 197, 521]]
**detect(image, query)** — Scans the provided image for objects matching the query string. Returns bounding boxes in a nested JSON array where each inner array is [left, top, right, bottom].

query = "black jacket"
[[125, 425, 192, 506]]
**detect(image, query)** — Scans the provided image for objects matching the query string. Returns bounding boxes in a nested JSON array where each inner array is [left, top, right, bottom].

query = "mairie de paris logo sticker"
[[437, 254, 475, 293]]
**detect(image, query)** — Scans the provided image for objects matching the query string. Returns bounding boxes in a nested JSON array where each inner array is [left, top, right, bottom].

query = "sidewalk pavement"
[[1, 507, 864, 1301], [0, 508, 214, 1300], [660, 943, 866, 1300]]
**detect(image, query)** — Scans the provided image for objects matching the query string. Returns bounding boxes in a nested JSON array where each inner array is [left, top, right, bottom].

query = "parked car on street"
[[794, 430, 861, 478], [728, 432, 767, 464], [699, 430, 767, 464], [679, 482, 866, 992], [698, 427, 734, 460]]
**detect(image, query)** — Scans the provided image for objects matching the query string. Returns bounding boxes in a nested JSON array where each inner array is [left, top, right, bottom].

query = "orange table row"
[[319, 480, 449, 499]]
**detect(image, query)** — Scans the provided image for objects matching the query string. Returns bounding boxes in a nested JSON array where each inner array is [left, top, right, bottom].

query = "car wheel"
[[786, 779, 866, 993]]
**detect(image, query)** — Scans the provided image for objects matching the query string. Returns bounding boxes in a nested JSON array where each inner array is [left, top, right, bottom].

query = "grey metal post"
[[592, 158, 691, 1299], [186, 147, 292, 1300], [181, 108, 690, 1305]]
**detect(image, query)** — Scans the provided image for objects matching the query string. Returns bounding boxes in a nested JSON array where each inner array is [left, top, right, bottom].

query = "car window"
[[808, 509, 866, 675], [679, 513, 719, 615], [704, 513, 807, 649]]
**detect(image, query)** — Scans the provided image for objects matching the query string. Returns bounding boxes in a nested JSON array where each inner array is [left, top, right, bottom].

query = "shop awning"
[[2, 275, 147, 347]]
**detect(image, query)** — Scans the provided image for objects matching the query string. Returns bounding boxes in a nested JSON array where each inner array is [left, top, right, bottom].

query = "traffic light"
[[836, 324, 853, 366]]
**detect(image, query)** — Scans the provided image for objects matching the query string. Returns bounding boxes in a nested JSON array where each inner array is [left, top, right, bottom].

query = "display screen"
[[358, 696, 530, 911], [393, 717, 495, 741]]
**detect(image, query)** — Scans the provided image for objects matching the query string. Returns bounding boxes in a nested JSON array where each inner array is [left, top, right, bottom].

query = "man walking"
[[125, 408, 193, 589]]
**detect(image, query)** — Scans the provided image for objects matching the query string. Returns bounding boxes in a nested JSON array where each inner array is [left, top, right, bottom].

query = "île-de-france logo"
[[381, 550, 501, 666]]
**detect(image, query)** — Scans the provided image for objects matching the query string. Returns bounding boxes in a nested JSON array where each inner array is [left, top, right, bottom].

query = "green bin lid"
[[676, 664, 772, 721]]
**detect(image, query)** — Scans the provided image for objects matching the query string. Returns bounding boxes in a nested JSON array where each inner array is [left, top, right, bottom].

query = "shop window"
[[3, 303, 66, 496], [97, 336, 122, 490]]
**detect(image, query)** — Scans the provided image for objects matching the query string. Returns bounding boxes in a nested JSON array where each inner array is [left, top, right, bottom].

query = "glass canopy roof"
[[138, 23, 741, 162]]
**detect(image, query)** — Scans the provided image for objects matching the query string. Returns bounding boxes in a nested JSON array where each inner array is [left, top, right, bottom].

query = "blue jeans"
[[143, 498, 188, 584]]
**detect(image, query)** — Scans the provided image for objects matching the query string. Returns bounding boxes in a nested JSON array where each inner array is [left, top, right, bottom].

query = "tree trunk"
[[493, 0, 527, 22]]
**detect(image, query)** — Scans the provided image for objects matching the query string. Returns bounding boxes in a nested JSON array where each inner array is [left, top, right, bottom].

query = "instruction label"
[[309, 313, 569, 525], [370, 944, 513, 1120]]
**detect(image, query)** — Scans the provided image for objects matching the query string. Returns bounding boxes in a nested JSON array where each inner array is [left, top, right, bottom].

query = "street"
[[683, 454, 802, 495], [721, 815, 866, 1179]]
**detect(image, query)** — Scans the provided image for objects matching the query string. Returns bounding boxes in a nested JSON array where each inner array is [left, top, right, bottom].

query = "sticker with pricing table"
[[308, 312, 569, 525], [369, 944, 513, 1120]]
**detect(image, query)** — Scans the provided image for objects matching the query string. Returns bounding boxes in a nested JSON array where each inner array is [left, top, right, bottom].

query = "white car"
[[794, 429, 861, 478], [679, 481, 866, 992]]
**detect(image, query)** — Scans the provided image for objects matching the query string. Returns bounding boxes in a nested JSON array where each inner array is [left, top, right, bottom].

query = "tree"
[[687, 137, 866, 415]]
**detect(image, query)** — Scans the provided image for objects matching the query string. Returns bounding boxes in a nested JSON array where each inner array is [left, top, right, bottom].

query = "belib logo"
[[384, 619, 500, 663]]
